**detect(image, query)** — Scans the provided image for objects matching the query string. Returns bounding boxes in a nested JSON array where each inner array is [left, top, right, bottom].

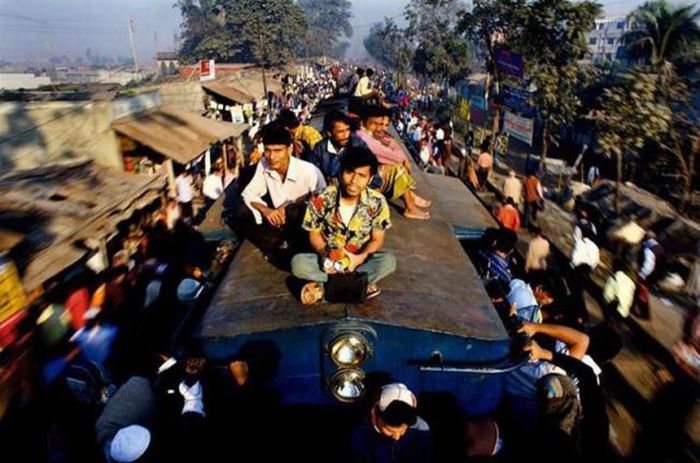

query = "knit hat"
[[110, 425, 151, 462], [378, 383, 417, 412]]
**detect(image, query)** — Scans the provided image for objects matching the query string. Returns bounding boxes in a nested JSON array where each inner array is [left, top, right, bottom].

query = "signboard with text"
[[503, 86, 535, 118], [503, 110, 534, 145], [200, 59, 216, 82], [495, 49, 524, 79]]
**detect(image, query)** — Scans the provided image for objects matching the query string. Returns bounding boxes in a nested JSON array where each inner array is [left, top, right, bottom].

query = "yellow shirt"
[[294, 125, 323, 150]]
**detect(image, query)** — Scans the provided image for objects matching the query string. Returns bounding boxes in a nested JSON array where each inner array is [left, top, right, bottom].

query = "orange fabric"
[[524, 176, 540, 203], [477, 152, 493, 169], [496, 204, 521, 233]]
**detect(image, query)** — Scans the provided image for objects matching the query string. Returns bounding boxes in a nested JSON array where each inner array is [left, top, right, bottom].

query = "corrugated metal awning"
[[202, 81, 257, 104], [112, 106, 248, 165]]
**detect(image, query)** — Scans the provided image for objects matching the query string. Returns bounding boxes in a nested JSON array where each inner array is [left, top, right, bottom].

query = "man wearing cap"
[[351, 383, 433, 463], [96, 376, 156, 462]]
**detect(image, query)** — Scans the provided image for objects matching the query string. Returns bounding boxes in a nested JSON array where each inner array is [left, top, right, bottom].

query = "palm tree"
[[623, 0, 700, 70]]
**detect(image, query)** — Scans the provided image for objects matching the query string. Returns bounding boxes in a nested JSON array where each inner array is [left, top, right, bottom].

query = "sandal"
[[301, 282, 324, 305], [366, 284, 381, 300]]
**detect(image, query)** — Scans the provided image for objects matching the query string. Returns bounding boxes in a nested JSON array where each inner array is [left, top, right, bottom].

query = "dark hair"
[[340, 146, 379, 176], [587, 324, 622, 364], [505, 197, 515, 206], [493, 229, 517, 254], [361, 104, 388, 121], [485, 279, 509, 300], [261, 123, 293, 147], [356, 67, 364, 75], [366, 68, 375, 78], [277, 109, 300, 129], [479, 139, 491, 152], [323, 110, 351, 133], [379, 401, 417, 427]]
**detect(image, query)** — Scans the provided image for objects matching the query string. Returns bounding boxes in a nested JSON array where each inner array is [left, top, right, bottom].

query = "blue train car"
[[193, 100, 514, 416]]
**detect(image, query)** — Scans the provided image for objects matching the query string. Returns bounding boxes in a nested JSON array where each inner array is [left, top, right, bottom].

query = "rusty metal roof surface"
[[112, 106, 248, 165], [196, 172, 507, 341], [0, 160, 165, 291], [202, 81, 257, 105]]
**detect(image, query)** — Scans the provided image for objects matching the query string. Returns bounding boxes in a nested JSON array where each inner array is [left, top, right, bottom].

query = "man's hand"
[[346, 252, 368, 272], [523, 340, 553, 362], [262, 206, 286, 227], [517, 322, 538, 338]]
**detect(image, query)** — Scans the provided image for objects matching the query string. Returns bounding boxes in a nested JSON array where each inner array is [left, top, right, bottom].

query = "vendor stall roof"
[[112, 106, 248, 165], [202, 81, 257, 105], [0, 160, 164, 292]]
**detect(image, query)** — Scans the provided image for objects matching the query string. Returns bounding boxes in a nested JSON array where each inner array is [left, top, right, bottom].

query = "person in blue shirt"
[[304, 110, 368, 182]]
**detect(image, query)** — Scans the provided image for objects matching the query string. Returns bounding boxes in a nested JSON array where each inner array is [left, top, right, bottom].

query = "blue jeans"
[[291, 251, 397, 284]]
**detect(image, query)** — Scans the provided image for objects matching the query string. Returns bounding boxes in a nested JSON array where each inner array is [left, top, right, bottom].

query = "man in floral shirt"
[[291, 146, 397, 304]]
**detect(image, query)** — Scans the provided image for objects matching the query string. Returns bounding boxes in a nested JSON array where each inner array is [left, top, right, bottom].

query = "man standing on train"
[[291, 146, 397, 304]]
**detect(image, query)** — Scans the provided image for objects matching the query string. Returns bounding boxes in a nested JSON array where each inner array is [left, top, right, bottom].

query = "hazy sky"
[[0, 0, 649, 63]]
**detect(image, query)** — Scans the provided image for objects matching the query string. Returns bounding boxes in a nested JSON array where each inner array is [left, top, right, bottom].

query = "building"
[[586, 17, 634, 63], [156, 52, 180, 76], [0, 73, 52, 91]]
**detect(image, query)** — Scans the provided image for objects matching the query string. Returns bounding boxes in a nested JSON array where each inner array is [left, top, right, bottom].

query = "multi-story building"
[[585, 17, 634, 63]]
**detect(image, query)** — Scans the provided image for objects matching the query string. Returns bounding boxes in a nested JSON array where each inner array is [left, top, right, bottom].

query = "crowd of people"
[[2, 62, 698, 463]]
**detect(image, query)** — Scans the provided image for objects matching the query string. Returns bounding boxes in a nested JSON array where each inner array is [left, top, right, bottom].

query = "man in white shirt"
[[175, 170, 194, 219], [569, 228, 600, 323], [202, 168, 224, 207], [233, 124, 326, 262]]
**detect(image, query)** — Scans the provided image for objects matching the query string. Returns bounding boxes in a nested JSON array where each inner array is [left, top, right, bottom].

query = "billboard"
[[200, 59, 216, 82], [503, 86, 535, 118], [503, 111, 535, 146], [495, 49, 524, 79]]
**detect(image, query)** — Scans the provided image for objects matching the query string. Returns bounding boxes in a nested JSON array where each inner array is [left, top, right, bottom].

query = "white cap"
[[110, 425, 151, 462], [378, 383, 417, 412]]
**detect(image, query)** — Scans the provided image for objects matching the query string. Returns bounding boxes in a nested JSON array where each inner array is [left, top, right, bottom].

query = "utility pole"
[[127, 18, 139, 73]]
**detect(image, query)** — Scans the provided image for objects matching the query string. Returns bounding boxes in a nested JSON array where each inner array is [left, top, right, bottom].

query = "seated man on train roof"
[[277, 109, 323, 158], [351, 383, 433, 463], [356, 105, 431, 220], [233, 124, 326, 264], [291, 147, 396, 305], [304, 110, 369, 182]]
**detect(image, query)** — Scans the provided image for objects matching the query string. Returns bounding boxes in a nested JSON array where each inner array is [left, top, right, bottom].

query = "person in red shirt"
[[495, 197, 521, 233]]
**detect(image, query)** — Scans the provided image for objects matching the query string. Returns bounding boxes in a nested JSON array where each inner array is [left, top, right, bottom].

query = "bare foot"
[[404, 209, 431, 220], [413, 194, 432, 208]]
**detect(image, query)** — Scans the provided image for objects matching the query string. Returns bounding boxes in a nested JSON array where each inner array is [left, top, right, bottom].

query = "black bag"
[[324, 272, 368, 303]]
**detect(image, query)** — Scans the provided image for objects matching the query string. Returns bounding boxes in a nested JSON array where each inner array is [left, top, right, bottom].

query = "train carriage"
[[193, 98, 516, 416]]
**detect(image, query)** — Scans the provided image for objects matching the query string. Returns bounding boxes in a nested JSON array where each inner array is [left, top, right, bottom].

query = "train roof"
[[194, 99, 507, 344]]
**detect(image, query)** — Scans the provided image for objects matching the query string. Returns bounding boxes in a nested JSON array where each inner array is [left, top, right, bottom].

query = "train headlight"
[[329, 369, 365, 402], [330, 333, 370, 367]]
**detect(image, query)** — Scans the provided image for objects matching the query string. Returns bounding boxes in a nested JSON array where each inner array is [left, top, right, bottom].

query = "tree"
[[594, 68, 672, 212], [298, 0, 353, 58], [221, 0, 306, 106], [518, 0, 601, 163], [404, 0, 471, 84], [457, 0, 528, 151], [624, 0, 700, 71], [177, 0, 307, 72], [176, 0, 241, 63], [364, 18, 415, 85]]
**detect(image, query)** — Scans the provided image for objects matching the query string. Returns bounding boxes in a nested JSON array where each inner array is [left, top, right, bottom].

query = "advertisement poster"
[[503, 111, 535, 145], [495, 49, 524, 79], [200, 59, 216, 82]]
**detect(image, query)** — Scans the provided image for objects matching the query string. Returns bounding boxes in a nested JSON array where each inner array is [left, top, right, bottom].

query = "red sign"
[[199, 59, 215, 81]]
